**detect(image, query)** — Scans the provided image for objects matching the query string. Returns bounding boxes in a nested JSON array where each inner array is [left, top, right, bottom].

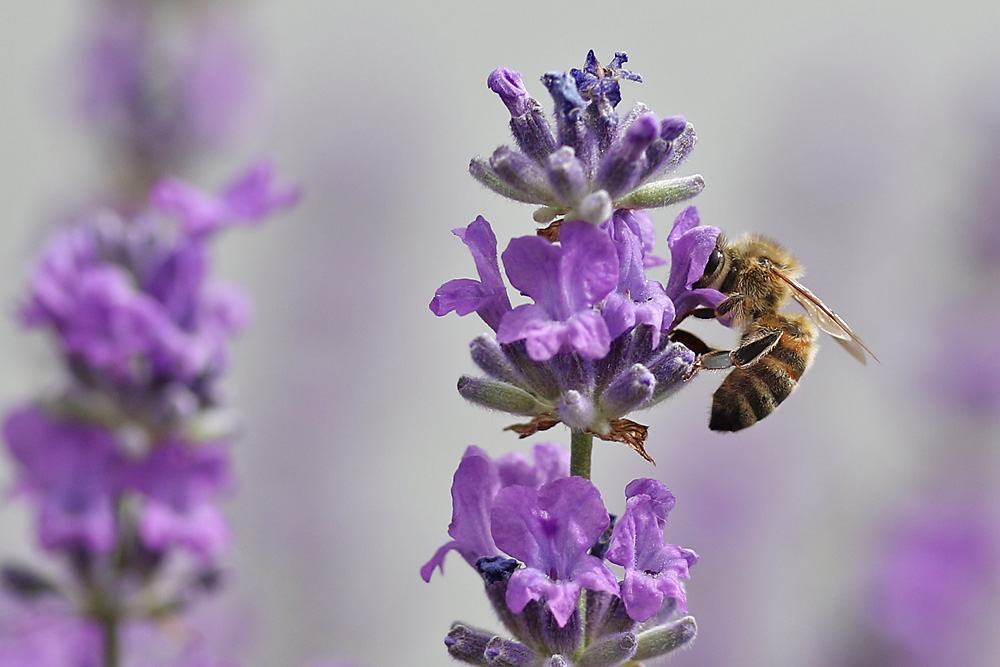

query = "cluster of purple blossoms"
[[1, 163, 297, 663], [431, 51, 724, 461], [424, 445, 697, 665], [426, 51, 724, 665]]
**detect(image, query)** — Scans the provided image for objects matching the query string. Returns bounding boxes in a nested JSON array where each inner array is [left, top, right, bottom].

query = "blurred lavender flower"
[[2, 162, 296, 666], [77, 0, 254, 189], [0, 590, 243, 666], [20, 162, 297, 435], [425, 445, 697, 665], [472, 51, 703, 225]]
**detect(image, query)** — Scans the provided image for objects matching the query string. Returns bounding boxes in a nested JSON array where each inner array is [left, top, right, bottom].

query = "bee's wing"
[[771, 269, 879, 364]]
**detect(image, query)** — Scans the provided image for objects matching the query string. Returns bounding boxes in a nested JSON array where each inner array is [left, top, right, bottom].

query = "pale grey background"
[[3, 1, 1000, 665]]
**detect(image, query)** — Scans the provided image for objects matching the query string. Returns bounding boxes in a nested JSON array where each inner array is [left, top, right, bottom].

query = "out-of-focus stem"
[[101, 612, 120, 667]]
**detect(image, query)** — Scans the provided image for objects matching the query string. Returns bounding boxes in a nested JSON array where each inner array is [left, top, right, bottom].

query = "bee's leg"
[[683, 348, 736, 380], [714, 294, 745, 320], [684, 327, 782, 381], [731, 328, 782, 367], [670, 329, 713, 355]]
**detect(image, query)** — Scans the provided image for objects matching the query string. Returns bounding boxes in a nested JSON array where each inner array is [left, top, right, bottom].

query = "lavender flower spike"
[[472, 51, 705, 224]]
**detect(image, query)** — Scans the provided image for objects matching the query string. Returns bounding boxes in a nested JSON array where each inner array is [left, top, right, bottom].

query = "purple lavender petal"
[[151, 162, 300, 237], [491, 477, 619, 626], [664, 207, 726, 319], [497, 221, 618, 361], [488, 67, 533, 118], [128, 440, 233, 557], [606, 490, 697, 622], [495, 442, 570, 488], [3, 407, 125, 554], [430, 217, 512, 332], [421, 449, 502, 581], [601, 211, 675, 346]]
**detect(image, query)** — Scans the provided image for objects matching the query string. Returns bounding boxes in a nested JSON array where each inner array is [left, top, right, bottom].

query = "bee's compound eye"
[[698, 248, 724, 284]]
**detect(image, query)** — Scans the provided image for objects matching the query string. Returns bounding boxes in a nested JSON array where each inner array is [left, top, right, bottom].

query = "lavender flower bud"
[[595, 114, 659, 200], [541, 71, 586, 124], [1, 565, 58, 599], [633, 615, 697, 660], [446, 624, 493, 665], [488, 68, 558, 165], [599, 364, 655, 418], [458, 376, 547, 416], [586, 592, 636, 641], [546, 147, 589, 208], [489, 68, 533, 117], [470, 157, 544, 205], [646, 343, 696, 403], [489, 147, 555, 205], [660, 116, 687, 141], [576, 632, 637, 667], [471, 335, 525, 386], [613, 174, 705, 210], [484, 636, 542, 667]]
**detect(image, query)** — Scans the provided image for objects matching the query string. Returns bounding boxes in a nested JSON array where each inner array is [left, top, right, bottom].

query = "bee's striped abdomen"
[[709, 314, 817, 432]]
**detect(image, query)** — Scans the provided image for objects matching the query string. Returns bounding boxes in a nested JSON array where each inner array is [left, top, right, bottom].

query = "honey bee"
[[675, 234, 877, 432]]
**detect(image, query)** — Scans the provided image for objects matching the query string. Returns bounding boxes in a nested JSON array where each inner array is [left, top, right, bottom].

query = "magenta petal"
[[430, 217, 511, 331], [620, 568, 665, 622], [490, 477, 618, 625], [557, 221, 619, 309]]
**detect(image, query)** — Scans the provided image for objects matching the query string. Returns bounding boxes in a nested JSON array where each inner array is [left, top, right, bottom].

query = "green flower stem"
[[570, 429, 593, 480], [101, 612, 120, 667]]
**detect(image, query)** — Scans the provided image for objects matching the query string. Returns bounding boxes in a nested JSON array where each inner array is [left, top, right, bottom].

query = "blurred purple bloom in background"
[[77, 0, 254, 187]]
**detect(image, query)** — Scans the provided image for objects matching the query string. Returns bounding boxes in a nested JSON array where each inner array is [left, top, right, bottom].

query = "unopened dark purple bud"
[[490, 147, 555, 204], [589, 513, 618, 560], [470, 336, 525, 387], [511, 101, 559, 165], [595, 114, 659, 199], [446, 624, 493, 665], [660, 116, 687, 142], [476, 555, 520, 584], [577, 632, 637, 667], [633, 615, 697, 661], [484, 636, 540, 667], [1, 565, 58, 599], [489, 68, 534, 117], [600, 364, 655, 417], [542, 71, 587, 123], [458, 376, 547, 416], [546, 147, 589, 207]]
